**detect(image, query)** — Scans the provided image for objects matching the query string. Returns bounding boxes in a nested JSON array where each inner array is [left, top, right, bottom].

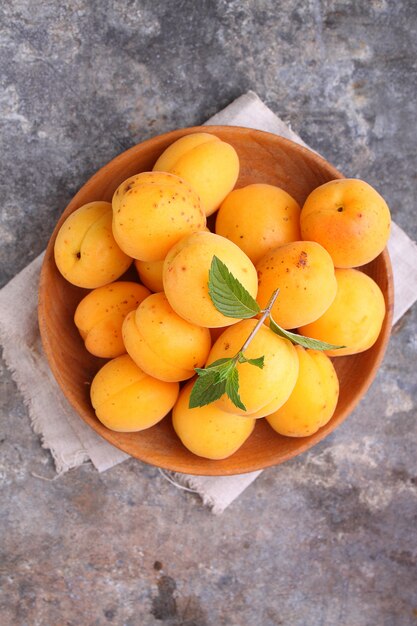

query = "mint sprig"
[[189, 256, 344, 411], [237, 354, 265, 368], [189, 354, 263, 411], [269, 316, 345, 351], [208, 256, 260, 318], [188, 369, 227, 408], [225, 368, 245, 411]]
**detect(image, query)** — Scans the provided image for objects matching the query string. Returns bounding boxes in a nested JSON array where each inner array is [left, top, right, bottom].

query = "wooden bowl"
[[38, 126, 393, 476]]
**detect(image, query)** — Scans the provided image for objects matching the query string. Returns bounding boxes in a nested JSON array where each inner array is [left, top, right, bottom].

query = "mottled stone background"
[[1, 1, 416, 625]]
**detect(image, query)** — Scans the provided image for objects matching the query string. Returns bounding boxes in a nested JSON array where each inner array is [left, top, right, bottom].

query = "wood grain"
[[38, 126, 394, 475]]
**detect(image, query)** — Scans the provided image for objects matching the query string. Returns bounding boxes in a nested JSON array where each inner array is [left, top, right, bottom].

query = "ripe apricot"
[[122, 292, 212, 382], [112, 171, 206, 261], [266, 346, 339, 437], [74, 281, 150, 358], [206, 320, 299, 417], [173, 380, 256, 460], [300, 178, 391, 268], [256, 241, 337, 329], [54, 201, 132, 288], [90, 354, 179, 432], [153, 132, 239, 216], [299, 268, 386, 357], [215, 183, 301, 263], [134, 259, 164, 293], [163, 231, 258, 328]]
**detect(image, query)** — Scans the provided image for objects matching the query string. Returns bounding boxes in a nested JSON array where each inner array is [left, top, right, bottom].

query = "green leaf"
[[204, 358, 232, 369], [269, 316, 345, 351], [225, 368, 246, 411], [237, 353, 265, 369], [190, 358, 240, 408], [208, 256, 260, 318], [189, 372, 226, 408], [191, 354, 261, 411], [195, 358, 236, 382]]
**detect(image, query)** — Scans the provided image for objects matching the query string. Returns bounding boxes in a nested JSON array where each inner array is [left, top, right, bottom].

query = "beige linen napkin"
[[1, 92, 417, 513]]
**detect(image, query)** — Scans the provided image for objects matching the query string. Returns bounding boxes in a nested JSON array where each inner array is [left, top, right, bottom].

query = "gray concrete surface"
[[1, 1, 416, 625]]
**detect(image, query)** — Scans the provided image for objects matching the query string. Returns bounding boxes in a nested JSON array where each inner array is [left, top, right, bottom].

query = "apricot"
[[206, 320, 299, 417], [173, 380, 255, 460], [300, 178, 391, 268], [163, 231, 258, 328], [299, 268, 386, 357], [256, 241, 337, 329], [90, 354, 179, 432], [215, 184, 301, 264], [122, 292, 212, 382], [133, 233, 213, 293], [134, 259, 164, 293], [112, 171, 206, 261], [153, 132, 239, 216], [74, 281, 150, 358], [54, 201, 132, 288], [266, 346, 339, 437]]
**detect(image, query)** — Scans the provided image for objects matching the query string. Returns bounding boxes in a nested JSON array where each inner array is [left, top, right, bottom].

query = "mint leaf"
[[191, 353, 263, 411], [204, 358, 232, 369], [237, 353, 265, 369], [269, 316, 345, 351], [195, 358, 236, 381], [189, 372, 226, 408], [190, 356, 249, 411], [225, 368, 246, 411], [208, 256, 260, 318], [190, 358, 236, 408]]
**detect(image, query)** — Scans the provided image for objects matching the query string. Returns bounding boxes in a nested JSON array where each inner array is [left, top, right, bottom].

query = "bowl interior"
[[38, 126, 393, 475]]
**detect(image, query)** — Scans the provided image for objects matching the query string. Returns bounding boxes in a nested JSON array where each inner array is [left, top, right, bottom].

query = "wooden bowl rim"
[[38, 125, 394, 475]]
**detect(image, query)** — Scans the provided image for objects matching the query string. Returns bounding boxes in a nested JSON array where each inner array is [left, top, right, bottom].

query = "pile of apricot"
[[54, 132, 390, 460]]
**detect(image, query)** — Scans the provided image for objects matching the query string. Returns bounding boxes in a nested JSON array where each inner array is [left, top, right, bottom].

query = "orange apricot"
[[215, 183, 301, 263], [256, 241, 337, 329], [266, 346, 339, 437], [134, 259, 164, 293], [299, 268, 386, 357], [173, 380, 255, 460], [90, 354, 179, 432], [163, 231, 258, 328], [54, 201, 132, 288], [206, 320, 299, 418], [112, 171, 206, 261], [74, 281, 150, 358], [300, 178, 391, 268], [153, 133, 239, 216], [122, 292, 212, 382]]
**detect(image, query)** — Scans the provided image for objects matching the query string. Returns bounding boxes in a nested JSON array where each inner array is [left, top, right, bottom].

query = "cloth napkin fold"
[[1, 92, 417, 514]]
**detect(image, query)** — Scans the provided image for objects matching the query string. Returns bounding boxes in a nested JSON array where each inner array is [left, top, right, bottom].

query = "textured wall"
[[1, 2, 416, 625]]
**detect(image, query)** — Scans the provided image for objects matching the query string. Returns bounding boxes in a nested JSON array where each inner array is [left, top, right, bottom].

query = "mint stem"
[[239, 288, 280, 354]]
